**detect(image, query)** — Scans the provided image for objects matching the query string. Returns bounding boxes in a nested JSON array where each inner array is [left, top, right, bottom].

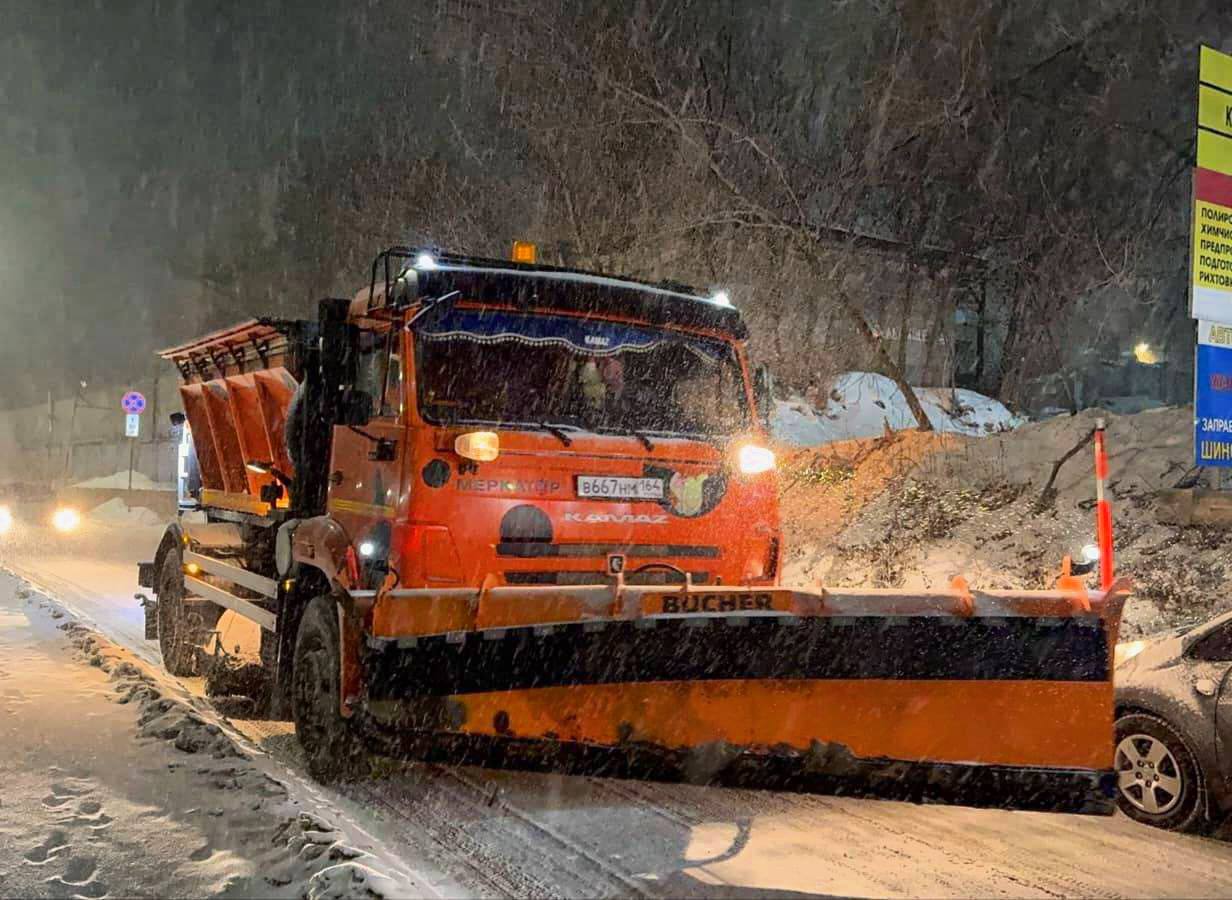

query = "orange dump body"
[[162, 320, 299, 514]]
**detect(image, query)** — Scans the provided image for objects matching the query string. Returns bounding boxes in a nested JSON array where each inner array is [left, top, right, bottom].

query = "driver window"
[[355, 331, 388, 412], [354, 329, 403, 419], [381, 338, 403, 418], [1191, 624, 1232, 662]]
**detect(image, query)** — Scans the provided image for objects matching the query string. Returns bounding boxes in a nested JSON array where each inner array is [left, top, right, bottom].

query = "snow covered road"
[[5, 518, 1232, 898], [0, 571, 436, 899]]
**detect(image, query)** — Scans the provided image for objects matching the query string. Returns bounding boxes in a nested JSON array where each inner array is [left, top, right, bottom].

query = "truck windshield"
[[414, 308, 748, 437]]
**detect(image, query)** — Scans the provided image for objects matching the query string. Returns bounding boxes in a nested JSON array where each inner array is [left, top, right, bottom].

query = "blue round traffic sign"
[[122, 391, 146, 414]]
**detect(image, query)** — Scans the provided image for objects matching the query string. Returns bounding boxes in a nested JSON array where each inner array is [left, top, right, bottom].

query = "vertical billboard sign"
[[1194, 46, 1232, 324], [1196, 321, 1232, 466], [1192, 47, 1232, 466]]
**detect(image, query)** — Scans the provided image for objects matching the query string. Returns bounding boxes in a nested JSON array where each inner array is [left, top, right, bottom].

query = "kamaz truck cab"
[[334, 250, 781, 604]]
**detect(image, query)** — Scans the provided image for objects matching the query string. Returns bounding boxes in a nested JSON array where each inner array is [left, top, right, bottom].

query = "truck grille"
[[504, 570, 712, 586], [496, 542, 719, 559]]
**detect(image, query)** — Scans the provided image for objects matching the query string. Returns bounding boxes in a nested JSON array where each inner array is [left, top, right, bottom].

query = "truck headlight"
[[738, 444, 776, 475], [455, 431, 500, 462], [1115, 640, 1147, 668], [0, 505, 12, 535], [52, 507, 81, 533]]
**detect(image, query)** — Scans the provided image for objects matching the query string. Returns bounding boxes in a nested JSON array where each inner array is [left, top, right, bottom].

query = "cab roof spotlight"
[[711, 290, 732, 308], [414, 252, 437, 271]]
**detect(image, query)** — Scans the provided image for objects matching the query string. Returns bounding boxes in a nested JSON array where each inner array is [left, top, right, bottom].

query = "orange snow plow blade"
[[360, 578, 1130, 815]]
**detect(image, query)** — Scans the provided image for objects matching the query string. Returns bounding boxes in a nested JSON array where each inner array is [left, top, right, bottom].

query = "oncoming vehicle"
[[1114, 610, 1232, 831], [138, 247, 1129, 813]]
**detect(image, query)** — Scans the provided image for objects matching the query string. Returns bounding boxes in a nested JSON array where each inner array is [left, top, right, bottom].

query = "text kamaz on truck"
[[138, 247, 1128, 813]]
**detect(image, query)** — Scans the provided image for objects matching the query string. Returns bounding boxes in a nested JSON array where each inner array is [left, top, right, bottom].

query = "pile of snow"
[[88, 497, 165, 527], [773, 372, 1023, 447], [74, 470, 175, 491], [783, 405, 1223, 638]]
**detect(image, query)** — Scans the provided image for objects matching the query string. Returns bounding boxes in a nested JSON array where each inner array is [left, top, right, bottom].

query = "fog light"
[[455, 431, 500, 462], [737, 444, 776, 475], [52, 507, 81, 533]]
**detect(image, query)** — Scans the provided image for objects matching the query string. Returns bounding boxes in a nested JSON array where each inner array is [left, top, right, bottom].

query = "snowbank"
[[773, 372, 1023, 447], [88, 497, 165, 527], [781, 404, 1224, 639], [0, 575, 418, 899], [74, 470, 175, 491]]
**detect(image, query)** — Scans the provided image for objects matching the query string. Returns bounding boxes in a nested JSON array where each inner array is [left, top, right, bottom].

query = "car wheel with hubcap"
[[1114, 712, 1204, 832]]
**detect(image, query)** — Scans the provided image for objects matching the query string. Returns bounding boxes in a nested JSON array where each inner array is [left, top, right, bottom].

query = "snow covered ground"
[[73, 470, 175, 491], [773, 372, 1023, 447], [6, 516, 1232, 897], [0, 572, 435, 899]]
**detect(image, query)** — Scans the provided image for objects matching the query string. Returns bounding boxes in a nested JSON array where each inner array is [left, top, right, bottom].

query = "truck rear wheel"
[[292, 594, 367, 782], [157, 551, 214, 676]]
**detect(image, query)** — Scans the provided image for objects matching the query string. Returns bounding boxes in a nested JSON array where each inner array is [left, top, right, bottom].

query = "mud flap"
[[136, 592, 158, 640]]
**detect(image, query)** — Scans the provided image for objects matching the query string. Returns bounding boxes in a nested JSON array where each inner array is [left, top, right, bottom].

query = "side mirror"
[[339, 389, 374, 427], [753, 365, 774, 430]]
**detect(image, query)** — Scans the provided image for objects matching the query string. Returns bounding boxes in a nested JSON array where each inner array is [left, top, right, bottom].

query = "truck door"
[[326, 326, 406, 589]]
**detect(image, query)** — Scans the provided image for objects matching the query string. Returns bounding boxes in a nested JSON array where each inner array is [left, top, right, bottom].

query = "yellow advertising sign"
[[1194, 46, 1232, 324], [1198, 130, 1232, 176], [1194, 199, 1232, 292], [1199, 85, 1232, 140], [1199, 47, 1232, 176], [1202, 45, 1232, 93]]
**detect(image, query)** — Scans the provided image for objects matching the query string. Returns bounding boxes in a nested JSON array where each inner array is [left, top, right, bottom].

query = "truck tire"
[[292, 594, 367, 782], [156, 551, 213, 677], [1114, 712, 1206, 832]]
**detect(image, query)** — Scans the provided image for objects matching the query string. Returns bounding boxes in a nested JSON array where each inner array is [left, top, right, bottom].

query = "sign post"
[[121, 392, 146, 491]]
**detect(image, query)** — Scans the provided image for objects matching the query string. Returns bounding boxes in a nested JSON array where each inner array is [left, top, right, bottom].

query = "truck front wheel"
[[292, 595, 367, 782]]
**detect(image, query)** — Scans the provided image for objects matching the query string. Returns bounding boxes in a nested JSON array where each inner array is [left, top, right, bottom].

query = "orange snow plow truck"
[[138, 247, 1127, 813]]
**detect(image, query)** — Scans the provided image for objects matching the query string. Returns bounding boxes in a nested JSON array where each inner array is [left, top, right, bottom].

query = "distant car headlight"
[[0, 505, 12, 535], [738, 444, 776, 475], [51, 507, 81, 533], [1115, 639, 1148, 668]]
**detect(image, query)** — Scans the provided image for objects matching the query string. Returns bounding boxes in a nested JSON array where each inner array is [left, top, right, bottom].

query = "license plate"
[[576, 475, 665, 501]]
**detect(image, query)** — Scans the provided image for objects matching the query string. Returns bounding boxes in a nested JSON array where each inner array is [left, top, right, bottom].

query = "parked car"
[[1114, 611, 1232, 831]]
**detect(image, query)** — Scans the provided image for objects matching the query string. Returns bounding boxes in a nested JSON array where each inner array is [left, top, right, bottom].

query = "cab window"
[[1190, 623, 1232, 662], [382, 339, 403, 417], [355, 330, 401, 418]]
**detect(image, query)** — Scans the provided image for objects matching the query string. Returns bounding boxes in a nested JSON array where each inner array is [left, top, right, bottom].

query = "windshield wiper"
[[629, 429, 655, 452], [535, 421, 573, 447]]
